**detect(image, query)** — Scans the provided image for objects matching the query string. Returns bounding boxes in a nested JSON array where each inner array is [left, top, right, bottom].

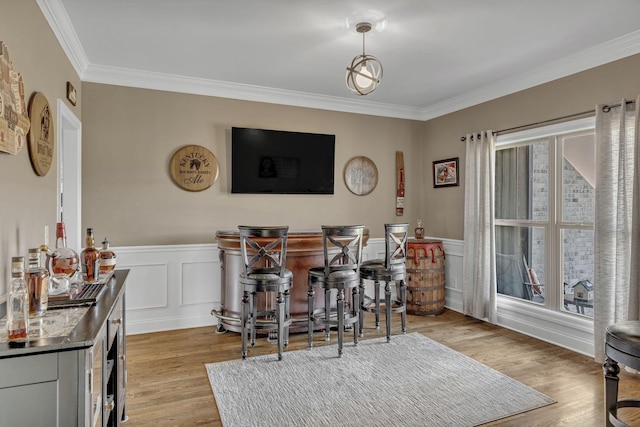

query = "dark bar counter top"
[[0, 269, 128, 359]]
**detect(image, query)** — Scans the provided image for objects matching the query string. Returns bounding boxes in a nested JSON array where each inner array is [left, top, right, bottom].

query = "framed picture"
[[66, 82, 77, 106], [433, 157, 459, 188]]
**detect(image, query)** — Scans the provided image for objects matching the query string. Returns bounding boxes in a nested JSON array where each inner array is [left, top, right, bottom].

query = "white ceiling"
[[40, 0, 640, 120]]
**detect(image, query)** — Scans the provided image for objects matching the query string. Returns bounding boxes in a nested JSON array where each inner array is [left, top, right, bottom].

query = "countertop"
[[0, 269, 128, 359]]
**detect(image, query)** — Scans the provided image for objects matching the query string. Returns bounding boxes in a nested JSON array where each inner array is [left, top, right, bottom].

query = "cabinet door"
[[0, 352, 59, 426], [107, 293, 126, 425], [0, 381, 58, 426], [88, 330, 105, 427], [116, 294, 126, 423]]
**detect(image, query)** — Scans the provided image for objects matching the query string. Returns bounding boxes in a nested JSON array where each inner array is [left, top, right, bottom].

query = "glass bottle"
[[50, 222, 80, 295], [7, 256, 29, 343], [98, 237, 117, 277], [81, 227, 100, 282], [415, 219, 424, 240], [26, 247, 49, 317]]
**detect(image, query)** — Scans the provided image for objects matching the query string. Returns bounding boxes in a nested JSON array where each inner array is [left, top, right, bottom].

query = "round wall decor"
[[27, 92, 55, 176], [169, 145, 219, 191], [344, 155, 378, 196]]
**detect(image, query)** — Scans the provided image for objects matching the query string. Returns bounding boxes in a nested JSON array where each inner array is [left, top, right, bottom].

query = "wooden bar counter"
[[215, 230, 368, 333]]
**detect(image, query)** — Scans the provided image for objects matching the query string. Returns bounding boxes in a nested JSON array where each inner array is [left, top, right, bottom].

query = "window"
[[495, 118, 595, 317]]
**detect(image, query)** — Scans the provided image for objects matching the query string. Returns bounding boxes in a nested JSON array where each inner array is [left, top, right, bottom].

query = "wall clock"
[[27, 92, 54, 176], [169, 144, 219, 191]]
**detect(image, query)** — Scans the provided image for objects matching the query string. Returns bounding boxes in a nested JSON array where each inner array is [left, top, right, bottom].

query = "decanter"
[[81, 227, 100, 282], [7, 256, 29, 344], [49, 222, 80, 295], [26, 247, 49, 317], [415, 219, 424, 240], [98, 237, 117, 276]]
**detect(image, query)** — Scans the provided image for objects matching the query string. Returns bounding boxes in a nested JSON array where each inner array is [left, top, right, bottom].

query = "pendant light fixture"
[[345, 22, 383, 96]]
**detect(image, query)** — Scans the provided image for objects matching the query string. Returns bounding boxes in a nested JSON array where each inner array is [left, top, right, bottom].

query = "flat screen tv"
[[231, 127, 335, 194]]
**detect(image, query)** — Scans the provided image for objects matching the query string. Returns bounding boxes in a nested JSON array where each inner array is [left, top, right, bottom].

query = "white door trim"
[[56, 99, 82, 251]]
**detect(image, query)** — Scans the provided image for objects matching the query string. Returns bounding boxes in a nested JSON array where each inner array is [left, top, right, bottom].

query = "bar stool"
[[359, 223, 408, 341], [603, 320, 640, 426], [239, 226, 292, 361], [308, 225, 364, 357]]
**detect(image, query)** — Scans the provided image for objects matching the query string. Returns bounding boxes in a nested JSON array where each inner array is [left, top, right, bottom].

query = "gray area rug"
[[206, 332, 554, 426]]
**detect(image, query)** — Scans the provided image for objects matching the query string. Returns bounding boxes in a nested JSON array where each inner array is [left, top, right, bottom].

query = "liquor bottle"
[[98, 237, 117, 276], [415, 219, 424, 240], [26, 247, 49, 317], [7, 256, 29, 343], [81, 227, 100, 282], [49, 222, 80, 295]]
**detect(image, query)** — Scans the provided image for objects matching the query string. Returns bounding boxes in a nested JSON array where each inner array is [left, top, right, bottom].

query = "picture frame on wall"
[[433, 157, 459, 188], [66, 82, 77, 106]]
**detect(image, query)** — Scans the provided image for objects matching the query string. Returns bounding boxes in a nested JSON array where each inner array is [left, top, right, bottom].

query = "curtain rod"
[[459, 100, 635, 142]]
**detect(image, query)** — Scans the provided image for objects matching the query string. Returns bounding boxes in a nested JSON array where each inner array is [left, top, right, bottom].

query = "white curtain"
[[462, 131, 497, 323], [593, 96, 640, 363]]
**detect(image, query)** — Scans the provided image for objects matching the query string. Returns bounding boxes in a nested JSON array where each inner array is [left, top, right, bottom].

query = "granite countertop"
[[0, 270, 128, 358]]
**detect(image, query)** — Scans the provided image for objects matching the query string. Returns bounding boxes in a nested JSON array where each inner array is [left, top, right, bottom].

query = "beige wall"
[[81, 84, 423, 246], [4, 0, 640, 292], [0, 0, 81, 294], [421, 53, 640, 240]]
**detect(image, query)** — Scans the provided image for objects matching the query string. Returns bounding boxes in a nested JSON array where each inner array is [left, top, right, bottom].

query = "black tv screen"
[[231, 127, 335, 194]]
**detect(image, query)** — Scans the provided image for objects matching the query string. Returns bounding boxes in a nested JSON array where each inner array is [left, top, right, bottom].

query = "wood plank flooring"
[[124, 309, 640, 426]]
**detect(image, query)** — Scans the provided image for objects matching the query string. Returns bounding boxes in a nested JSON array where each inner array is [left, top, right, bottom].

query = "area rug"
[[206, 332, 554, 426]]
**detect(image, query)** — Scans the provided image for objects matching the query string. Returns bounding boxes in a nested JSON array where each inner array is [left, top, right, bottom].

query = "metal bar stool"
[[307, 225, 364, 357], [359, 223, 408, 342], [239, 226, 293, 360], [604, 320, 640, 426]]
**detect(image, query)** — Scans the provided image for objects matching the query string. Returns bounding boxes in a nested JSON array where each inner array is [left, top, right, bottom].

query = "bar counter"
[[215, 229, 368, 333]]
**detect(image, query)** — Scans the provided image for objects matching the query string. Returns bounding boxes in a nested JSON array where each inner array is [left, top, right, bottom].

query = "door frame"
[[56, 99, 82, 251]]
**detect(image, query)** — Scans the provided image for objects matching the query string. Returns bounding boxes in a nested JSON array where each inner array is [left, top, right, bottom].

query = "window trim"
[[495, 116, 595, 317], [495, 117, 595, 147]]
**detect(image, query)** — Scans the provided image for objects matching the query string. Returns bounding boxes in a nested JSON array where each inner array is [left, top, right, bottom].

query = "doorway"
[[56, 99, 82, 251]]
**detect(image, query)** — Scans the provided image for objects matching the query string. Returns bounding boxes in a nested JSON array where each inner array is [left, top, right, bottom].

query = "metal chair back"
[[384, 223, 408, 270], [320, 225, 364, 275], [239, 226, 289, 277]]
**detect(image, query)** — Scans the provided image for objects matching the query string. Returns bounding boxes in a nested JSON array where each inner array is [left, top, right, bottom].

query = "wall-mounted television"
[[231, 127, 335, 194]]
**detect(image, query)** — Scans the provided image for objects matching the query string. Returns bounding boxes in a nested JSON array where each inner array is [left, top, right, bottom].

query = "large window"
[[495, 119, 595, 317]]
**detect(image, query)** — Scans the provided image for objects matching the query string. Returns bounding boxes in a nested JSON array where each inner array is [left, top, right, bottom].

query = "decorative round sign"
[[169, 145, 219, 191], [344, 155, 378, 196], [27, 92, 55, 176]]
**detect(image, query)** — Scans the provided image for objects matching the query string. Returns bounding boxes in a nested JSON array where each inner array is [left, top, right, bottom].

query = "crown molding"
[[82, 64, 425, 120], [37, 0, 88, 78], [417, 30, 640, 121], [38, 0, 640, 121]]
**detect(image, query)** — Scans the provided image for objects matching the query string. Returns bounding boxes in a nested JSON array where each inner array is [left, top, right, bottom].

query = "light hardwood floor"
[[124, 309, 640, 426]]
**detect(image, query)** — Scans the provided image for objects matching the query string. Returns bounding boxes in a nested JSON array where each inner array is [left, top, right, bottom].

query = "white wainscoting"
[[116, 237, 595, 357], [429, 236, 594, 358], [114, 244, 221, 335]]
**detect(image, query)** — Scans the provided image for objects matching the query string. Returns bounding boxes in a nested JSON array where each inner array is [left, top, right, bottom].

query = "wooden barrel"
[[405, 240, 446, 316]]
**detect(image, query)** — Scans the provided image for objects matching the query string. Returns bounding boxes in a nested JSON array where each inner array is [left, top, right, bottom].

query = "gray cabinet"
[[0, 270, 128, 427]]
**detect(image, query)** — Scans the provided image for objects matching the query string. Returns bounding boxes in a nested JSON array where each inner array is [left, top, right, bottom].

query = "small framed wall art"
[[66, 82, 77, 106], [432, 157, 459, 188]]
